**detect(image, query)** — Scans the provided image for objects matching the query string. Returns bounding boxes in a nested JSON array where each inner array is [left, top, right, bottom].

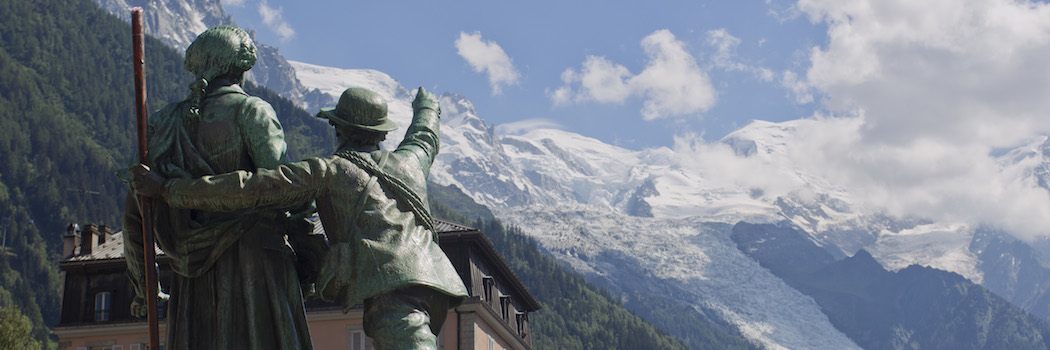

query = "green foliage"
[[0, 306, 41, 350], [431, 184, 754, 350]]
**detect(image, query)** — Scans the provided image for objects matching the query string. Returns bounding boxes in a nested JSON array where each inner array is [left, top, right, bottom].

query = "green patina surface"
[[123, 26, 313, 350]]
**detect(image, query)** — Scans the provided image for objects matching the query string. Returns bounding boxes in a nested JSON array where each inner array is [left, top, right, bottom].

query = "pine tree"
[[0, 306, 41, 350]]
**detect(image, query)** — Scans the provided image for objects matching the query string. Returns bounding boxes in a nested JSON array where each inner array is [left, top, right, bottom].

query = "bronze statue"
[[123, 26, 314, 349], [134, 86, 468, 350]]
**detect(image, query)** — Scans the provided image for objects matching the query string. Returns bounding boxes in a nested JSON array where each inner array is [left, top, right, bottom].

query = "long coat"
[[160, 100, 468, 308], [123, 84, 313, 349]]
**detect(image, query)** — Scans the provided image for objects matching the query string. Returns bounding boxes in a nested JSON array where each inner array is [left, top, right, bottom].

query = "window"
[[130, 345, 141, 350], [516, 312, 528, 338], [349, 328, 375, 350], [499, 295, 511, 320], [482, 276, 494, 302], [94, 292, 111, 322], [487, 334, 494, 350]]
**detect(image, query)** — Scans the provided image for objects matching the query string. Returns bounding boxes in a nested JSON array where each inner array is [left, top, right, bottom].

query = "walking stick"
[[131, 7, 161, 350]]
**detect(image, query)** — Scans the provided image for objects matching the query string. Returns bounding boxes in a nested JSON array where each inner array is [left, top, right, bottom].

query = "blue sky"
[[224, 0, 826, 149]]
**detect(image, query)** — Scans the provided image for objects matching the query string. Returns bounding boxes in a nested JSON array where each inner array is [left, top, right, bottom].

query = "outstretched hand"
[[411, 87, 441, 115], [130, 164, 168, 197]]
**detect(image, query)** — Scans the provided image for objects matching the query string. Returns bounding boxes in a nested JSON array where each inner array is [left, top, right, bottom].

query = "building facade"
[[53, 221, 539, 350]]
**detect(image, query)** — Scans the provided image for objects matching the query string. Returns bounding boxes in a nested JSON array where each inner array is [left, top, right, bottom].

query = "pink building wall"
[[57, 308, 495, 350]]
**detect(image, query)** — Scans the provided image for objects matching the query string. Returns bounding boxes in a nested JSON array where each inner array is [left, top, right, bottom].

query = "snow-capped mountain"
[[288, 60, 408, 114], [1000, 136, 1050, 191], [95, 0, 311, 105], [95, 0, 226, 51]]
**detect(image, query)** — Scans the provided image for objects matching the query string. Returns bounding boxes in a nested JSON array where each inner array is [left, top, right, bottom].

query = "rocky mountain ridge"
[[93, 0, 311, 105]]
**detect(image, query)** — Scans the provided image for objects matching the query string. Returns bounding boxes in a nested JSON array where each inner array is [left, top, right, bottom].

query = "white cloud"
[[634, 30, 718, 119], [706, 29, 775, 81], [708, 29, 743, 69], [797, 117, 1050, 241], [494, 118, 565, 136], [665, 114, 1050, 241], [258, 2, 294, 41], [766, 0, 803, 22], [455, 32, 520, 95], [555, 56, 632, 105], [221, 0, 246, 7], [669, 132, 807, 202], [553, 29, 716, 121], [757, 0, 1050, 239], [797, 0, 1050, 147], [780, 70, 813, 104]]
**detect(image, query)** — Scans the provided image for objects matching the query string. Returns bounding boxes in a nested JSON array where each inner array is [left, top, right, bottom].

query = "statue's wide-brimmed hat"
[[317, 87, 398, 132]]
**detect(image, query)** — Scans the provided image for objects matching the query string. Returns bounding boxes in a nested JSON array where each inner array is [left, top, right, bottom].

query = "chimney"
[[80, 224, 98, 256], [98, 225, 110, 246], [62, 224, 80, 259]]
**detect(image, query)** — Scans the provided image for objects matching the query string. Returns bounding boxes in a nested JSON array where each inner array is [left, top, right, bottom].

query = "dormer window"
[[482, 276, 494, 302], [516, 312, 528, 338], [94, 291, 111, 322], [500, 295, 511, 320]]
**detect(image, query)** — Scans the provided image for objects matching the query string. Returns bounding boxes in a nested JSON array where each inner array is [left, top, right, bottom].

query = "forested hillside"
[[0, 0, 330, 347]]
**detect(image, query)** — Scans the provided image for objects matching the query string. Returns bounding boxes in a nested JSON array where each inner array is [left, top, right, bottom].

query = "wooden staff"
[[131, 7, 161, 350]]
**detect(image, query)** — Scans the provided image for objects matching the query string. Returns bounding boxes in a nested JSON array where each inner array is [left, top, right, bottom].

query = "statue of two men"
[[126, 25, 467, 350]]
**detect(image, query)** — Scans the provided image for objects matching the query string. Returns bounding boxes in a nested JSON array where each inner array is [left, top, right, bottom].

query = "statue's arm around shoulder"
[[237, 96, 287, 169], [395, 87, 441, 175], [164, 157, 334, 212]]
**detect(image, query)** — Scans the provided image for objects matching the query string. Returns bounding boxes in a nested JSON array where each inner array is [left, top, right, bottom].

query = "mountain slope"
[[732, 222, 1050, 350], [94, 0, 311, 105], [972, 228, 1050, 323], [429, 184, 718, 350], [0, 0, 186, 344]]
